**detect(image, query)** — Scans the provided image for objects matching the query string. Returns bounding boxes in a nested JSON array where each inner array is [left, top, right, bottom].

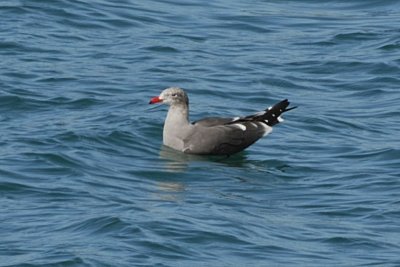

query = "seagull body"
[[149, 87, 295, 156]]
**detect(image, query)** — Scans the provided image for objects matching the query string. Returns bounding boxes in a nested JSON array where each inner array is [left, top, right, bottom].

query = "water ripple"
[[1, 0, 400, 266]]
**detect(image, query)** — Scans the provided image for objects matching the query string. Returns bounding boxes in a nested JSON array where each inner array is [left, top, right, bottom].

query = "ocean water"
[[1, 0, 400, 266]]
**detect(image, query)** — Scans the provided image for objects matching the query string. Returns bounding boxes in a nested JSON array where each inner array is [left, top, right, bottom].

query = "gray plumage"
[[149, 87, 296, 156]]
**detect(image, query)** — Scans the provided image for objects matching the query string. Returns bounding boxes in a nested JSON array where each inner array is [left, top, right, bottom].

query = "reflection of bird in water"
[[159, 144, 258, 173], [159, 145, 203, 173], [154, 181, 186, 202]]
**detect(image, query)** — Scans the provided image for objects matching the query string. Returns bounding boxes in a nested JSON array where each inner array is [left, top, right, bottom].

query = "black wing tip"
[[281, 99, 298, 110], [284, 105, 298, 112], [271, 99, 297, 112]]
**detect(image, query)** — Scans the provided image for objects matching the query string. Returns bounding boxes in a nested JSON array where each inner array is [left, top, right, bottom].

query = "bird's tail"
[[247, 99, 297, 127]]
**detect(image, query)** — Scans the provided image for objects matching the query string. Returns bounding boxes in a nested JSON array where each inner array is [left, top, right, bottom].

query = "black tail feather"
[[226, 99, 296, 127], [260, 99, 297, 127]]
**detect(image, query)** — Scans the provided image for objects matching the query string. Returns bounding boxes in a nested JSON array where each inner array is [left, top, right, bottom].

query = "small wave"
[[144, 45, 180, 53], [333, 32, 379, 42], [59, 216, 130, 236]]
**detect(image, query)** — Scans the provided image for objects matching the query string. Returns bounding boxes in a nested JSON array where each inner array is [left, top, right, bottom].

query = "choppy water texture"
[[1, 0, 400, 266]]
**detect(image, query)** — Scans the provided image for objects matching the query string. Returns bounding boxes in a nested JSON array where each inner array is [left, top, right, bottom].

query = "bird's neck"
[[165, 103, 190, 128], [163, 103, 191, 148]]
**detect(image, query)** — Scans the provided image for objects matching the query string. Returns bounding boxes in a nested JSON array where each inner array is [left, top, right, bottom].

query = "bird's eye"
[[171, 93, 177, 97]]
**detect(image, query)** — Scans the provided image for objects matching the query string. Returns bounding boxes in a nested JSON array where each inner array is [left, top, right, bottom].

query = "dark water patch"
[[48, 97, 104, 110], [368, 62, 400, 75], [3, 72, 38, 80], [0, 185, 91, 208], [144, 46, 180, 53], [59, 216, 130, 236], [1, 257, 88, 267], [20, 152, 85, 173], [169, 34, 208, 43], [133, 240, 194, 261], [47, 32, 88, 43], [0, 182, 38, 196], [0, 95, 26, 110], [364, 76, 400, 87], [0, 41, 63, 56], [321, 236, 388, 251], [257, 76, 302, 91], [60, 17, 113, 30], [0, 41, 25, 52], [36, 77, 78, 84], [0, 95, 59, 113], [333, 31, 380, 42], [379, 41, 400, 51], [99, 17, 140, 28], [213, 21, 272, 34], [341, 147, 399, 161], [105, 130, 142, 147]]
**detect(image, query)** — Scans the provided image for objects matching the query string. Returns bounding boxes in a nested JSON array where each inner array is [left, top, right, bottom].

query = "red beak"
[[149, 96, 162, 104]]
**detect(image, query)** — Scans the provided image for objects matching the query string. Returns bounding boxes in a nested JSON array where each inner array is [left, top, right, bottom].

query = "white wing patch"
[[278, 116, 284, 122], [231, 116, 241, 122], [260, 123, 273, 136], [233, 124, 247, 131]]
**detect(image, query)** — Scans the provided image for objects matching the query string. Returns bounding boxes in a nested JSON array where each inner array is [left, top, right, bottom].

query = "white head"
[[149, 87, 189, 106]]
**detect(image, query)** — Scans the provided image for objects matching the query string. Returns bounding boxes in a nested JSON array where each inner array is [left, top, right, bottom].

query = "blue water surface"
[[1, 0, 400, 266]]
